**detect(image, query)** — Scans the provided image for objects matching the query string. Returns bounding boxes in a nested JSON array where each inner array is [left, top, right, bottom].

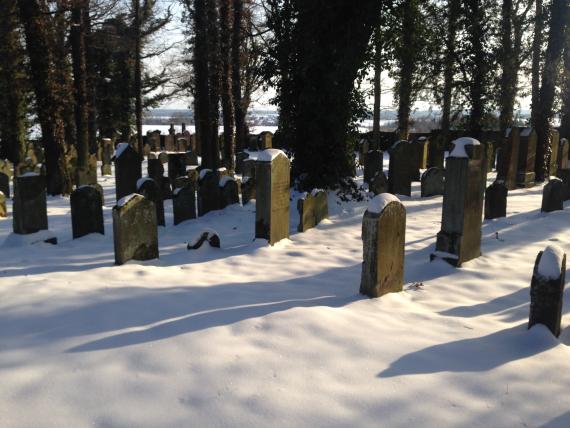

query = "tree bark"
[[220, 0, 235, 170], [397, 0, 418, 140], [372, 23, 382, 143], [441, 0, 460, 136], [499, 0, 516, 133], [466, 0, 486, 139], [560, 28, 570, 138], [133, 0, 143, 157], [232, 0, 246, 153], [530, 0, 544, 127]]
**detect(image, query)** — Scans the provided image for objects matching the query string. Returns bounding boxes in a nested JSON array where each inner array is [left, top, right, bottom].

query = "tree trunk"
[[530, 0, 544, 127], [0, 0, 27, 165], [534, 0, 569, 182], [397, 0, 418, 140], [441, 0, 460, 136], [232, 0, 246, 153], [220, 0, 235, 170], [133, 0, 143, 157], [466, 0, 485, 139], [372, 24, 382, 143], [17, 0, 71, 194], [499, 0, 516, 133], [84, 5, 97, 154], [560, 28, 570, 138]]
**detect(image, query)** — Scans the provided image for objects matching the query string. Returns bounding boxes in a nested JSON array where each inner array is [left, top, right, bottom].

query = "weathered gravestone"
[[164, 134, 176, 152], [70, 186, 104, 239], [431, 138, 487, 267], [13, 174, 48, 234], [0, 172, 9, 198], [364, 150, 383, 184], [168, 153, 187, 184], [497, 127, 520, 190], [549, 130, 560, 177], [113, 143, 142, 202], [235, 152, 250, 175], [529, 245, 566, 337], [388, 141, 412, 196], [484, 181, 508, 220], [247, 134, 258, 151], [421, 167, 445, 197], [197, 169, 220, 216], [173, 183, 197, 225], [0, 191, 6, 217], [137, 177, 165, 226], [297, 189, 328, 232], [177, 137, 188, 153], [555, 168, 570, 201], [113, 194, 159, 265], [427, 133, 445, 170], [148, 158, 164, 182], [408, 140, 422, 181], [517, 127, 537, 188], [185, 151, 199, 166], [242, 158, 256, 179], [174, 176, 190, 190], [541, 178, 564, 213], [558, 138, 569, 170], [259, 132, 273, 150], [158, 152, 169, 164], [360, 193, 406, 298], [369, 171, 389, 195], [219, 176, 239, 209], [241, 176, 256, 205], [255, 149, 290, 245]]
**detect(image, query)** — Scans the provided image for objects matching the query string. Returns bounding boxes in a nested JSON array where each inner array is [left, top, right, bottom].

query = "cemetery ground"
[[1, 159, 570, 427]]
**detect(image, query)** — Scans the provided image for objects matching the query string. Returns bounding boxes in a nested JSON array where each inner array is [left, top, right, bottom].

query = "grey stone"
[[242, 159, 256, 179], [112, 194, 159, 265], [297, 189, 328, 232], [259, 132, 273, 150], [173, 183, 197, 225], [113, 144, 142, 202], [388, 141, 412, 196], [164, 134, 176, 151], [517, 127, 537, 187], [421, 167, 445, 197], [241, 176, 256, 205], [432, 140, 487, 267], [255, 151, 290, 245], [137, 178, 165, 226], [369, 171, 388, 196], [360, 196, 406, 298], [13, 174, 48, 234], [198, 170, 220, 216], [219, 177, 239, 209], [529, 247, 566, 337], [497, 127, 520, 190], [364, 150, 383, 184], [484, 181, 507, 220], [71, 186, 104, 239], [555, 168, 570, 200], [541, 178, 564, 213]]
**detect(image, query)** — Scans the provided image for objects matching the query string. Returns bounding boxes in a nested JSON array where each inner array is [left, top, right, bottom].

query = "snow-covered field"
[[1, 161, 569, 427]]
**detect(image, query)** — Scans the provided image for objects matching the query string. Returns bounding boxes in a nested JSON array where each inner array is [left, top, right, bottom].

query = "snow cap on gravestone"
[[257, 149, 286, 162], [367, 193, 401, 214], [449, 137, 480, 158]]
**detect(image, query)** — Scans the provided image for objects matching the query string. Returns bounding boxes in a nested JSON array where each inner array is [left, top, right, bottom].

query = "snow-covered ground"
[[1, 161, 569, 427], [142, 125, 278, 136]]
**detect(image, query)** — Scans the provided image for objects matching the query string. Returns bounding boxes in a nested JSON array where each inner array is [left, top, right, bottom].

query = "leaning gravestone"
[[0, 171, 9, 198], [388, 141, 412, 196], [529, 245, 566, 337], [168, 153, 187, 184], [549, 130, 560, 177], [13, 173, 48, 234], [541, 178, 564, 213], [70, 186, 104, 239], [0, 191, 6, 217], [497, 127, 520, 190], [420, 167, 445, 197], [197, 169, 220, 216], [484, 181, 508, 220], [219, 176, 239, 209], [255, 149, 290, 245], [369, 171, 389, 195], [360, 193, 406, 298], [432, 138, 487, 267], [364, 150, 383, 184], [517, 127, 537, 188], [137, 177, 165, 226], [112, 194, 159, 265], [113, 143, 142, 202], [297, 189, 328, 233], [173, 183, 197, 225]]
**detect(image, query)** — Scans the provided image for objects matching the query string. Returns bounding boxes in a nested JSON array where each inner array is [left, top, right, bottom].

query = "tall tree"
[[530, 0, 545, 127], [220, 0, 235, 170], [232, 0, 246, 153], [133, 0, 143, 156], [440, 0, 460, 136], [561, 28, 570, 138], [534, 0, 569, 181]]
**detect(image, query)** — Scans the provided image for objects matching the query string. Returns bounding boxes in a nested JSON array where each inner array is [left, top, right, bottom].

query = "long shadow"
[[0, 264, 361, 351], [378, 323, 558, 378]]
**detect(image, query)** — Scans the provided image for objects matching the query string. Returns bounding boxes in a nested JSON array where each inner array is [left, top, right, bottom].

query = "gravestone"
[[101, 139, 113, 176], [242, 159, 256, 178], [432, 138, 487, 267], [388, 141, 412, 196], [558, 138, 568, 170], [497, 127, 520, 190], [297, 189, 328, 233], [137, 177, 165, 226], [364, 150, 383, 184], [483, 140, 495, 172], [13, 174, 48, 234], [408, 140, 422, 181], [255, 149, 290, 245], [70, 186, 104, 239], [0, 191, 6, 217], [0, 172, 9, 198], [185, 151, 199, 166], [421, 167, 445, 197], [555, 168, 570, 200], [247, 134, 258, 151], [168, 153, 187, 184], [259, 132, 273, 150], [148, 159, 164, 182], [415, 136, 429, 169], [164, 134, 176, 152], [219, 176, 239, 209], [113, 194, 159, 265], [360, 193, 406, 298], [517, 127, 537, 187], [158, 152, 168, 164], [369, 171, 389, 195], [174, 176, 190, 190], [113, 143, 142, 202], [484, 181, 507, 220], [529, 245, 566, 337], [427, 133, 445, 169], [173, 183, 197, 225], [541, 178, 564, 213], [549, 130, 560, 177], [197, 169, 220, 216], [241, 176, 256, 205], [236, 152, 250, 174], [177, 137, 188, 152]]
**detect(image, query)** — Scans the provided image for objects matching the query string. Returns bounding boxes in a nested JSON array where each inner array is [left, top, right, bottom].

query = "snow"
[[390, 140, 409, 149], [199, 168, 212, 180], [537, 245, 565, 280], [0, 158, 570, 427], [521, 127, 532, 137], [18, 172, 40, 177], [117, 193, 138, 208], [219, 175, 236, 187], [114, 142, 130, 159], [367, 193, 400, 213], [311, 188, 325, 197], [257, 148, 286, 162], [449, 137, 480, 158], [136, 177, 153, 189]]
